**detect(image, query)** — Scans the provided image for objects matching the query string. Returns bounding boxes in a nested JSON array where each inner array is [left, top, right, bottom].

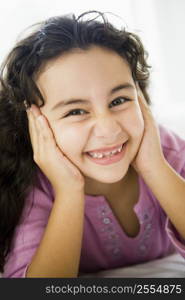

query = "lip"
[[85, 142, 127, 165], [85, 143, 124, 153]]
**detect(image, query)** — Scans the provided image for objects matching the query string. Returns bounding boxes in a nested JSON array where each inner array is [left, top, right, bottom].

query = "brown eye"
[[65, 109, 88, 117], [109, 97, 130, 108]]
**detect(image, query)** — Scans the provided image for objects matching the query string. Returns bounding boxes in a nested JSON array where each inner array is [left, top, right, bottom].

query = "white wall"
[[0, 0, 185, 138]]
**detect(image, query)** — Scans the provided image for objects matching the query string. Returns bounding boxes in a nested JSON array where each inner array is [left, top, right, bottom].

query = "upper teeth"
[[88, 145, 123, 158]]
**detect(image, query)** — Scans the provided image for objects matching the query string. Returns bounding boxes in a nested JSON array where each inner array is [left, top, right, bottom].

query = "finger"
[[28, 104, 57, 157], [30, 104, 52, 144], [37, 115, 55, 141], [36, 115, 66, 166], [30, 104, 42, 118], [136, 87, 159, 135], [36, 115, 62, 159], [26, 108, 40, 154], [26, 109, 36, 143], [136, 82, 149, 107], [137, 90, 153, 124]]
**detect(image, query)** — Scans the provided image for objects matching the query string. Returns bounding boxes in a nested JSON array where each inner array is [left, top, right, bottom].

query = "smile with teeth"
[[87, 144, 124, 159]]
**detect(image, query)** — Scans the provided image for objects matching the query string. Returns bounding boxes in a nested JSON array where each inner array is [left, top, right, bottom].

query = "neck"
[[84, 166, 136, 199]]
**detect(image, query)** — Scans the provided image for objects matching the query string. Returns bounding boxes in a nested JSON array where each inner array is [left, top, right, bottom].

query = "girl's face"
[[37, 46, 144, 184]]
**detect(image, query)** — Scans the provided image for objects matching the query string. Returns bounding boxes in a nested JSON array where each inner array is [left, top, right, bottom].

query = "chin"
[[98, 177, 123, 184], [88, 168, 129, 184]]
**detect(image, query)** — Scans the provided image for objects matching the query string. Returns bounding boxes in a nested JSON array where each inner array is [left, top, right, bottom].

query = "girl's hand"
[[26, 104, 85, 194], [131, 88, 166, 176]]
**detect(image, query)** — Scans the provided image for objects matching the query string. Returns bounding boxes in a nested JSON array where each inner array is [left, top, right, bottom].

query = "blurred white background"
[[0, 0, 185, 138]]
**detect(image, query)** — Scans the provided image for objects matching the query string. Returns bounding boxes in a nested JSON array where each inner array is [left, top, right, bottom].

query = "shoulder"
[[159, 124, 185, 153], [35, 168, 54, 198], [20, 168, 55, 223], [159, 124, 185, 172]]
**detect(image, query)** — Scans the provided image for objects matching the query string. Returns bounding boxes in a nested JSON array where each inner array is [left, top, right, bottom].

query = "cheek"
[[52, 124, 86, 158]]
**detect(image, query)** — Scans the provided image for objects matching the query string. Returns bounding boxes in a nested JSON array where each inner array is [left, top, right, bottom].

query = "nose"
[[93, 114, 122, 141]]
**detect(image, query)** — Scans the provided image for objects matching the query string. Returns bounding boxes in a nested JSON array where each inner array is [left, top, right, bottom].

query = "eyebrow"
[[51, 83, 135, 111]]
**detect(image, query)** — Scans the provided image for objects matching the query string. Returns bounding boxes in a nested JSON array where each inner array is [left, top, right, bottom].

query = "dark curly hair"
[[0, 10, 151, 272]]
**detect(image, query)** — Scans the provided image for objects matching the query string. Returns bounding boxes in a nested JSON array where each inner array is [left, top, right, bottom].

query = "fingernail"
[[37, 115, 45, 126]]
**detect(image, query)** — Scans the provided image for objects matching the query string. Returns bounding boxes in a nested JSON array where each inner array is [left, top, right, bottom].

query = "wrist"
[[53, 185, 85, 198], [137, 156, 168, 179]]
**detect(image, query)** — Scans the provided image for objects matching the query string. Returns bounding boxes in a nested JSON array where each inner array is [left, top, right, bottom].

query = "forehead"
[[36, 46, 134, 102]]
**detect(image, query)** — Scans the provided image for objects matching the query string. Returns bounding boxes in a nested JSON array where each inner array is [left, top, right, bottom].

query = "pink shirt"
[[3, 124, 185, 277]]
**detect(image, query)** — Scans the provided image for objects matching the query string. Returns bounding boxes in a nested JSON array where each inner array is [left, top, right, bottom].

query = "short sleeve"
[[3, 173, 54, 278]]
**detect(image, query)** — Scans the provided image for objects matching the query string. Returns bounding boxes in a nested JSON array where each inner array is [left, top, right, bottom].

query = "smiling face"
[[36, 46, 144, 186]]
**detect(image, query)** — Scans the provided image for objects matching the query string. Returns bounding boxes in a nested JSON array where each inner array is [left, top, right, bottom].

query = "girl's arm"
[[26, 187, 85, 277], [140, 159, 185, 240], [25, 105, 85, 277], [132, 87, 185, 240]]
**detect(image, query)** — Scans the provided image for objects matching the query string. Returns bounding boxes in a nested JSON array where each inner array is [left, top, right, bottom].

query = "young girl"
[[0, 11, 185, 278]]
